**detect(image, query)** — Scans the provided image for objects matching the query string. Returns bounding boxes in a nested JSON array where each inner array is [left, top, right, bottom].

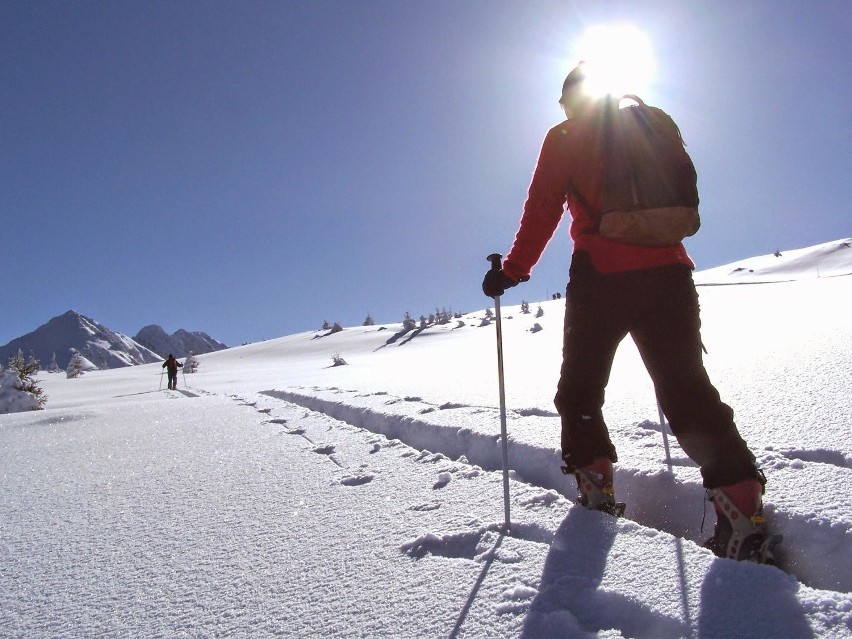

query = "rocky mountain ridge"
[[0, 311, 227, 370]]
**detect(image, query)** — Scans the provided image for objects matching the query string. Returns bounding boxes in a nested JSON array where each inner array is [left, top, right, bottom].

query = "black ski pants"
[[554, 251, 761, 489]]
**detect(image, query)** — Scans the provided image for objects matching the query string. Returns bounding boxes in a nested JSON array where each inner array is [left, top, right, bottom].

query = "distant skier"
[[162, 354, 182, 390], [482, 62, 773, 562]]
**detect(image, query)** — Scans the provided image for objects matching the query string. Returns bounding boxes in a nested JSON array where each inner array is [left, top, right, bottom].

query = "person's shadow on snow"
[[520, 507, 686, 639], [697, 556, 814, 638]]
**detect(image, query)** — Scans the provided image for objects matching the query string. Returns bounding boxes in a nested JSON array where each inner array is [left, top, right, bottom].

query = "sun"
[[573, 24, 656, 98]]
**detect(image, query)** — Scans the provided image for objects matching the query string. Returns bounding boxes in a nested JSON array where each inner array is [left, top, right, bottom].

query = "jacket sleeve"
[[502, 125, 571, 281]]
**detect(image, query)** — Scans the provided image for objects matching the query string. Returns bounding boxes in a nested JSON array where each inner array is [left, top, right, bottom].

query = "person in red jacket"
[[482, 63, 770, 562]]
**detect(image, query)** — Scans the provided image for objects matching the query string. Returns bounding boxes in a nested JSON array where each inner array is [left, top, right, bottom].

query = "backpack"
[[577, 95, 700, 247]]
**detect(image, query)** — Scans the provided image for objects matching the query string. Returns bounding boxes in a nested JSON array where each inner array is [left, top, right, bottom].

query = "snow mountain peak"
[[0, 311, 227, 371]]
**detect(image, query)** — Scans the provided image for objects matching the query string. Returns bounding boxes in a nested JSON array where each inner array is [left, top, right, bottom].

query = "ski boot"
[[704, 479, 782, 564], [564, 456, 625, 517]]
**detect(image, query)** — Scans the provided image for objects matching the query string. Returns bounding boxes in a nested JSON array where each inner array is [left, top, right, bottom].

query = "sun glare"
[[573, 24, 656, 98]]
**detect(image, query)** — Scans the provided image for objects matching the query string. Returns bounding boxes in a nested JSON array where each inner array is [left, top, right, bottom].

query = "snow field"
[[3, 245, 852, 637]]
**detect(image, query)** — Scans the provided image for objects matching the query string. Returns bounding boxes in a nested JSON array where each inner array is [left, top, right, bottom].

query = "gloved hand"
[[482, 269, 522, 298]]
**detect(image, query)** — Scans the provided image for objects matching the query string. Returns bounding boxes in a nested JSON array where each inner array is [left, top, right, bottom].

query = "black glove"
[[482, 269, 521, 298]]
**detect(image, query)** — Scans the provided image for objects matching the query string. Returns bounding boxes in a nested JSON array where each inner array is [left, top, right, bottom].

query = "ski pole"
[[487, 253, 512, 531], [656, 395, 673, 472]]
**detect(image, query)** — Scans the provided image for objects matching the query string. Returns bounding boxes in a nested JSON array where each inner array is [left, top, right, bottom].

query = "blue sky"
[[2, 1, 849, 347]]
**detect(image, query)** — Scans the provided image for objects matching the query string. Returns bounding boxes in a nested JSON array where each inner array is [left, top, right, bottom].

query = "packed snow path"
[[262, 383, 852, 593]]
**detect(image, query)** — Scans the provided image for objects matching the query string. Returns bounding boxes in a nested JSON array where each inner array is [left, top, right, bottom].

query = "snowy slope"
[[694, 238, 852, 284], [1, 241, 851, 638]]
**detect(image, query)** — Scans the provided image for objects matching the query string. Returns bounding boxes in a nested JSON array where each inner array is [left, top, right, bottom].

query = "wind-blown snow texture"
[[2, 240, 851, 638]]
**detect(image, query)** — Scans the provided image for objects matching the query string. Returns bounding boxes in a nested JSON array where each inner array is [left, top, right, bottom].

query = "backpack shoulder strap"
[[620, 94, 646, 108]]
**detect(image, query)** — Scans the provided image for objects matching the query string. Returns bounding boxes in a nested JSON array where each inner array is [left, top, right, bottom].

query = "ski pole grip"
[[487, 253, 503, 272]]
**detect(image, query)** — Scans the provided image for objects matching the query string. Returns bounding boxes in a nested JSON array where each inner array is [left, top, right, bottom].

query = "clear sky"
[[2, 1, 850, 347]]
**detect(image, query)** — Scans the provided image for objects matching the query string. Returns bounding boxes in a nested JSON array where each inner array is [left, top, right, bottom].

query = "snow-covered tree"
[[330, 322, 343, 334], [535, 305, 544, 318], [321, 320, 331, 331], [331, 353, 347, 366], [363, 314, 375, 326], [0, 370, 43, 413], [402, 313, 416, 331], [1, 351, 46, 412], [47, 352, 61, 373], [183, 351, 199, 373], [67, 349, 85, 379]]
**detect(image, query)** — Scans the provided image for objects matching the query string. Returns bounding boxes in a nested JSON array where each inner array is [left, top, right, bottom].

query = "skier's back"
[[162, 354, 182, 391]]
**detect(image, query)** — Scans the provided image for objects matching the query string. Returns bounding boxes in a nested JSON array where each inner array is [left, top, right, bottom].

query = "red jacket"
[[502, 115, 695, 282]]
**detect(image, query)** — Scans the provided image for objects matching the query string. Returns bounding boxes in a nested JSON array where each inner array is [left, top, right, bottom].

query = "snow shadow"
[[375, 327, 432, 349], [447, 530, 507, 639], [400, 523, 551, 562], [521, 508, 687, 639], [112, 390, 163, 398], [780, 447, 851, 470], [311, 328, 345, 340], [401, 529, 485, 561], [697, 558, 814, 638]]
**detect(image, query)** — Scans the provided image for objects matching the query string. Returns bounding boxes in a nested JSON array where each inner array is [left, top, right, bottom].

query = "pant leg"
[[628, 266, 761, 488], [554, 253, 629, 471]]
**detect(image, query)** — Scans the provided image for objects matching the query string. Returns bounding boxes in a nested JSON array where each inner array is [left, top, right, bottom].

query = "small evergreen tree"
[[6, 351, 47, 408], [47, 352, 61, 373], [535, 305, 544, 318], [402, 312, 416, 331], [322, 320, 331, 331], [363, 314, 375, 326], [183, 351, 199, 373], [67, 349, 85, 379], [330, 322, 343, 334]]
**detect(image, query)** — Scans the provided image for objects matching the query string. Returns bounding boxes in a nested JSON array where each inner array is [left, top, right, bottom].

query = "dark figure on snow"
[[162, 354, 182, 390], [482, 63, 769, 562]]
